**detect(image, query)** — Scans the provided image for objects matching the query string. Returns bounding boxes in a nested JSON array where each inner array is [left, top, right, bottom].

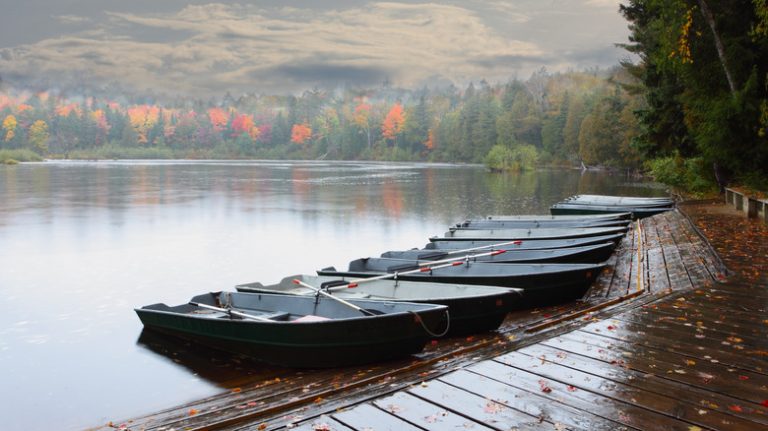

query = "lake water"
[[0, 160, 666, 430]]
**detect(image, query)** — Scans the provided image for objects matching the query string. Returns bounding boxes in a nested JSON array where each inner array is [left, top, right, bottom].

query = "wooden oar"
[[343, 260, 467, 288], [413, 249, 506, 267], [189, 301, 275, 322], [419, 240, 526, 257], [292, 279, 382, 316]]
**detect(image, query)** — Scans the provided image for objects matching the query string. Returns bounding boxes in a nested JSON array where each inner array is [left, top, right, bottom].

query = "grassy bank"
[[0, 149, 44, 164]]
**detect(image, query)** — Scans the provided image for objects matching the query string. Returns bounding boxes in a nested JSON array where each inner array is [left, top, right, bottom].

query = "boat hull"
[[550, 204, 672, 219], [381, 242, 616, 264], [439, 226, 628, 241], [426, 233, 625, 250], [317, 261, 605, 309], [456, 219, 631, 230], [236, 275, 519, 336], [136, 292, 448, 368]]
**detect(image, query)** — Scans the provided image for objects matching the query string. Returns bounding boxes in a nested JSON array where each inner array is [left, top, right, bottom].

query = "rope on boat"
[[409, 309, 451, 338]]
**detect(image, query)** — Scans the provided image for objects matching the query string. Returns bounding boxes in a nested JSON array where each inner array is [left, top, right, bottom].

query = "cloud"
[[583, 0, 623, 8], [54, 15, 92, 25], [0, 2, 627, 96]]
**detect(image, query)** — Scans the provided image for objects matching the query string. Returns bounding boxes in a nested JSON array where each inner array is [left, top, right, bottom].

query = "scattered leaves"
[[188, 409, 199, 416], [484, 400, 504, 414], [538, 379, 553, 393]]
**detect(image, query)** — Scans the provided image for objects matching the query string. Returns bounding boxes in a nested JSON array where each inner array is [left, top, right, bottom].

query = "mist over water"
[[0, 160, 665, 430]]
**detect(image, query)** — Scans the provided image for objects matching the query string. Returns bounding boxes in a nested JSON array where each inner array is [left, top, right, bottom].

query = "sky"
[[0, 0, 631, 97]]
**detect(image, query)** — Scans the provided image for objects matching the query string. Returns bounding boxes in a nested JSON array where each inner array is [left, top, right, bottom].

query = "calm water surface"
[[0, 160, 666, 430]]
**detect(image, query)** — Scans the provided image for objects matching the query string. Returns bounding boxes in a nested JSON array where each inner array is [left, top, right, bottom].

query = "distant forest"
[[0, 67, 643, 171], [2, 0, 768, 193]]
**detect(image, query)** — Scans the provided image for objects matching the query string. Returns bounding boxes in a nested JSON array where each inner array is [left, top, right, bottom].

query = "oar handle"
[[189, 301, 274, 322], [292, 279, 375, 316]]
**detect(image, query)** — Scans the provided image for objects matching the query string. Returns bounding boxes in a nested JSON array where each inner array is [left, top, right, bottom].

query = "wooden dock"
[[100, 204, 768, 431]]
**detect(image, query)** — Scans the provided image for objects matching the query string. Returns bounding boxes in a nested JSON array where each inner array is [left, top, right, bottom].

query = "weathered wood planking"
[[643, 216, 672, 292], [491, 351, 762, 430], [372, 392, 496, 431], [524, 342, 768, 423]]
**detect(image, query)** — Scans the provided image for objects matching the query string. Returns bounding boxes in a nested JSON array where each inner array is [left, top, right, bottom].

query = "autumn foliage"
[[208, 107, 229, 132], [381, 103, 405, 141], [291, 123, 312, 145], [232, 114, 260, 140], [2, 115, 17, 142]]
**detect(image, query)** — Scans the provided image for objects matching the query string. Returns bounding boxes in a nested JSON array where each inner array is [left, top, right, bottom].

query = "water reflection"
[[136, 329, 285, 389], [0, 160, 665, 431]]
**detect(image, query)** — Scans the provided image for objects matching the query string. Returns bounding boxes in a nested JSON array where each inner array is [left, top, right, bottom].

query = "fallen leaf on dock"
[[538, 379, 553, 393], [484, 400, 504, 414]]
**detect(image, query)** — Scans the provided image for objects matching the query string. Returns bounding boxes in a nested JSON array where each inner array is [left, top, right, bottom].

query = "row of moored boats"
[[135, 195, 674, 368]]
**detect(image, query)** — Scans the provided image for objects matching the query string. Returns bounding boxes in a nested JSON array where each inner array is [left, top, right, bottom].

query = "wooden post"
[[747, 197, 759, 218], [735, 193, 744, 211]]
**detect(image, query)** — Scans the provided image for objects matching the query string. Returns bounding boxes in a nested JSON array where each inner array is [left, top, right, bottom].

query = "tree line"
[[0, 67, 644, 170], [620, 0, 768, 191]]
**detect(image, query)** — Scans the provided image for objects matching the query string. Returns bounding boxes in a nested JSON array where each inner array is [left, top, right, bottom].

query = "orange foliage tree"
[[55, 103, 81, 117], [127, 105, 160, 144], [381, 103, 405, 142], [291, 123, 312, 145], [231, 114, 260, 140], [208, 107, 229, 132], [424, 129, 436, 150]]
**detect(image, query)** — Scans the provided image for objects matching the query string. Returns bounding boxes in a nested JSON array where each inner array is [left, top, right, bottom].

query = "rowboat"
[[563, 194, 674, 206], [550, 203, 672, 218], [135, 291, 448, 368], [550, 194, 675, 218], [485, 213, 632, 221], [317, 259, 606, 308], [439, 226, 628, 241], [381, 241, 616, 264], [236, 275, 521, 336], [455, 218, 631, 230], [426, 233, 626, 250]]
